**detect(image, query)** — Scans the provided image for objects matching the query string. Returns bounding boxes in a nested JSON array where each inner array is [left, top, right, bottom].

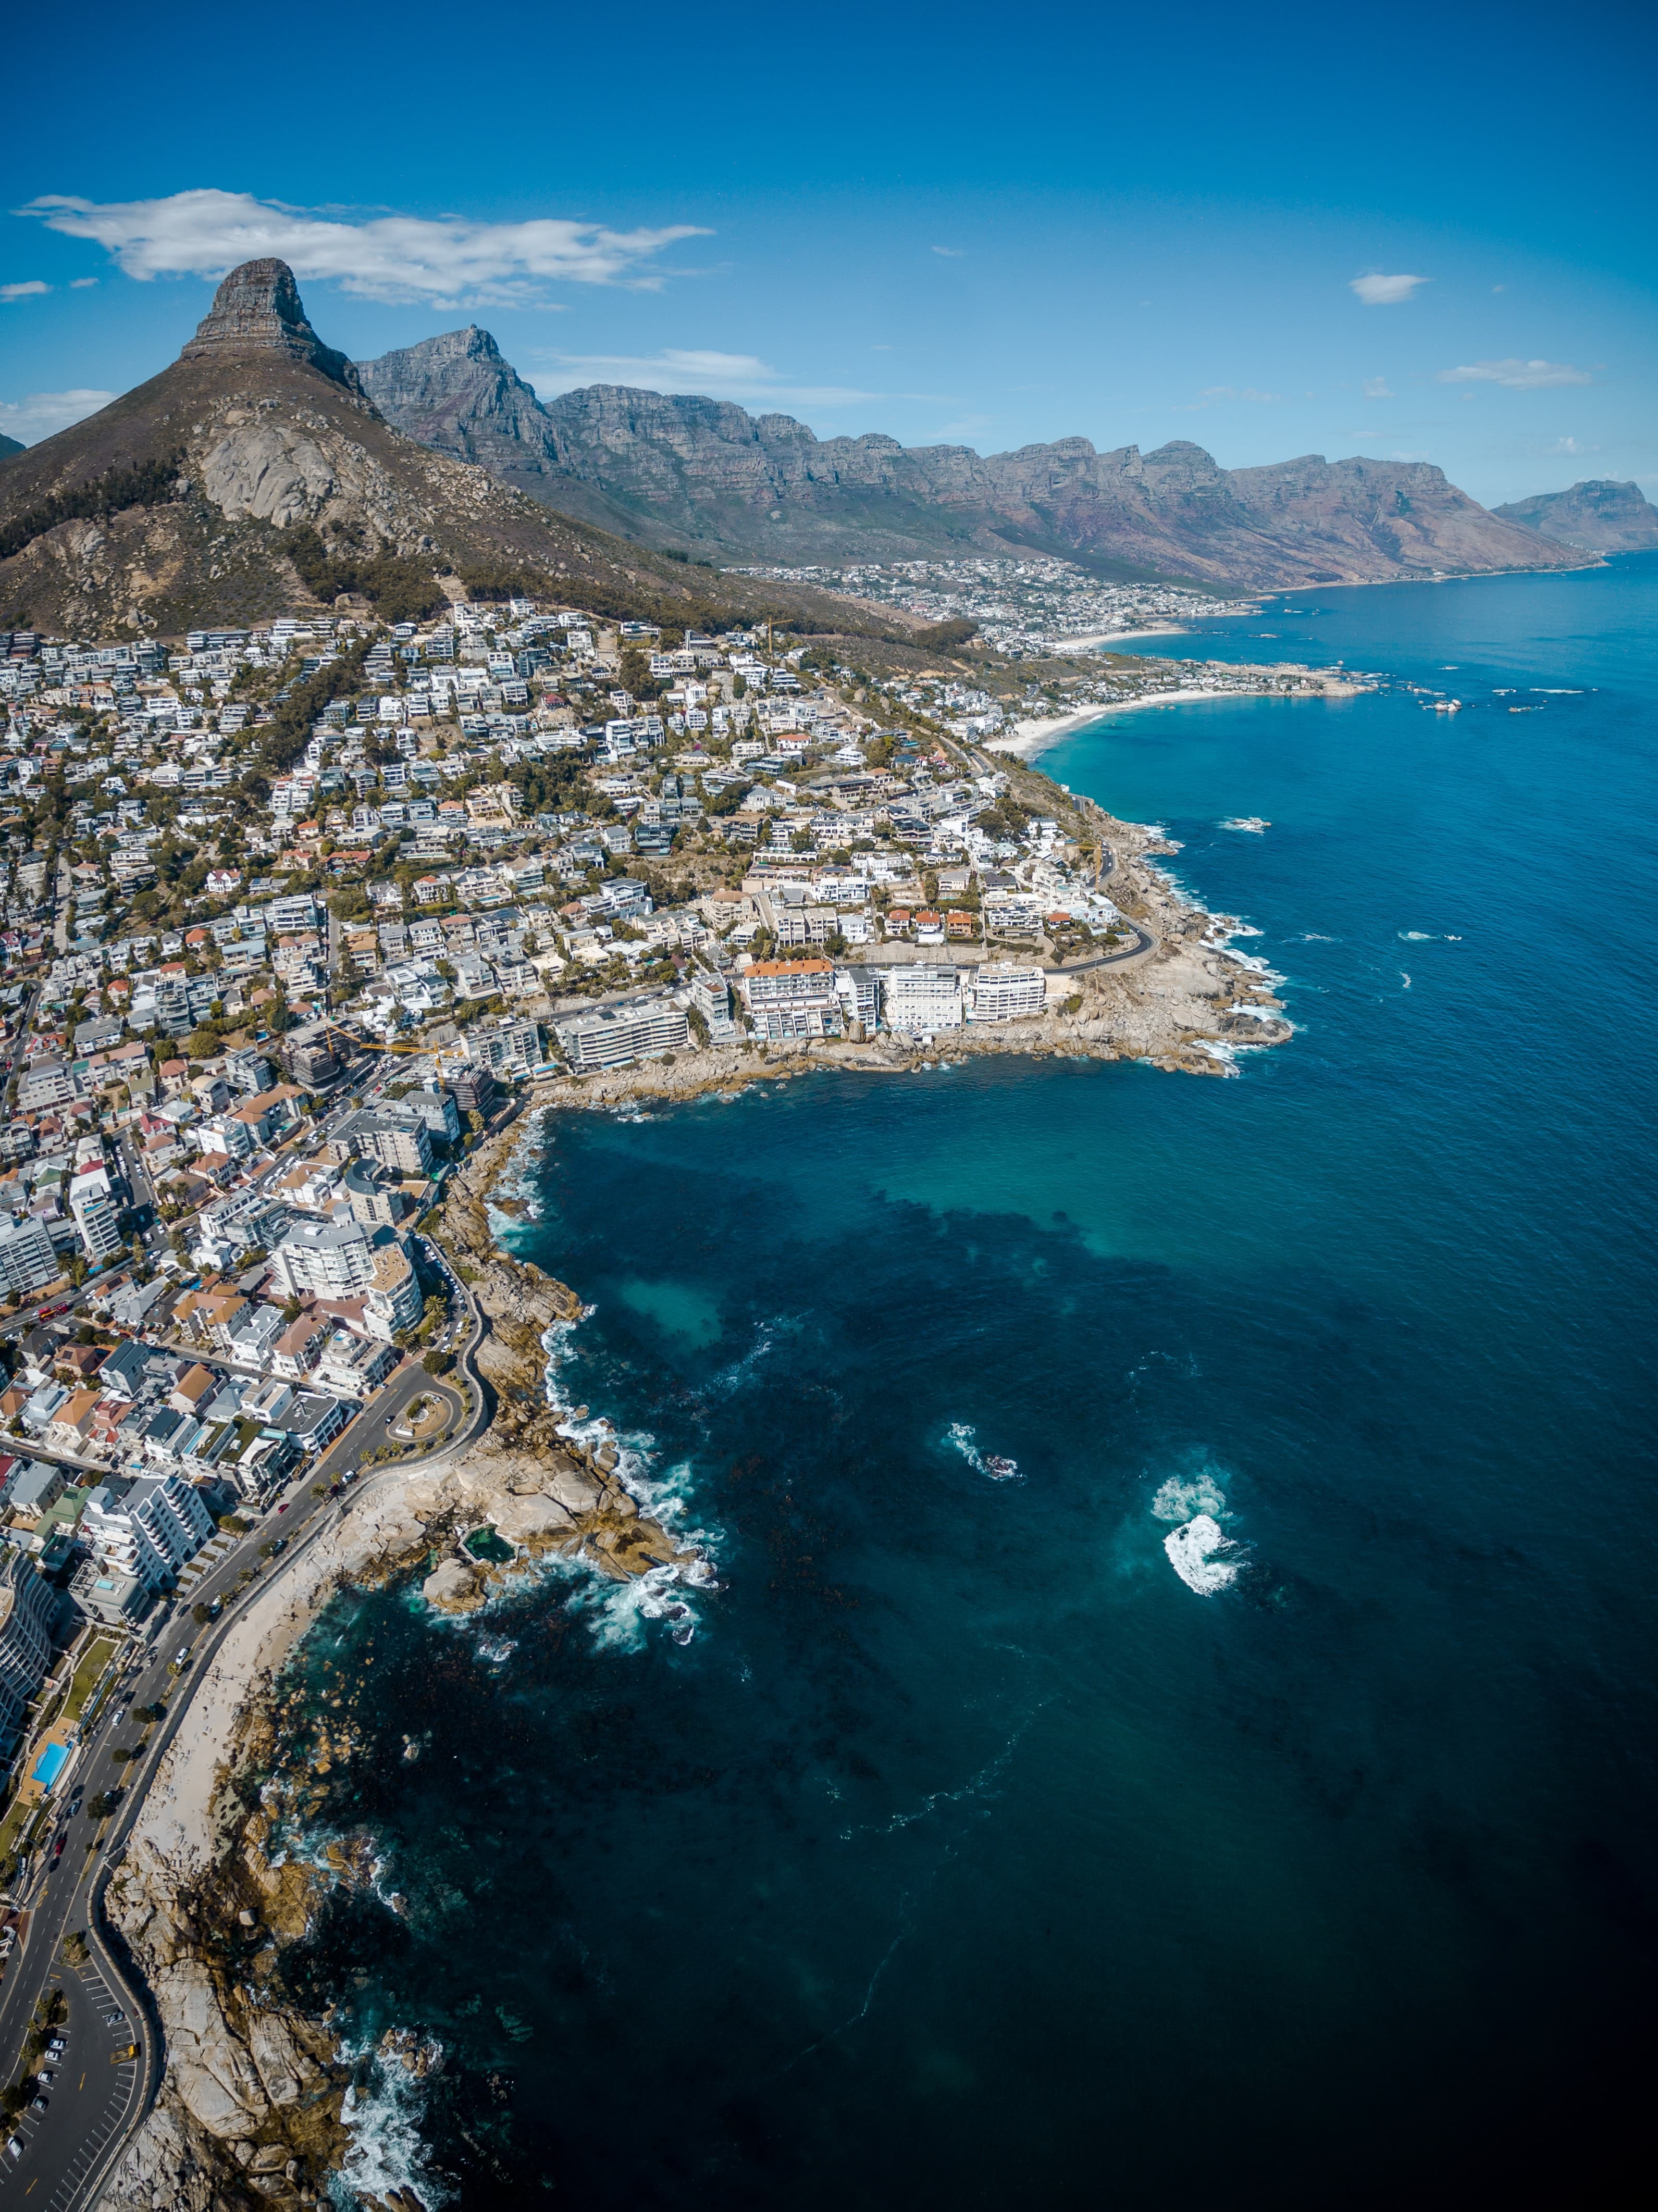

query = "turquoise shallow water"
[[275, 556, 1658, 2210]]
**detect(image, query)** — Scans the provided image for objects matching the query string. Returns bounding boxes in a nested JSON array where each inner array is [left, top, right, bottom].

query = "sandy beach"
[[992, 668, 1367, 759]]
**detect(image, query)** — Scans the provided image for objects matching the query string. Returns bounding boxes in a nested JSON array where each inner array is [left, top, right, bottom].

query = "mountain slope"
[[0, 435, 23, 461], [0, 263, 905, 643], [357, 330, 1588, 590], [1491, 480, 1658, 553]]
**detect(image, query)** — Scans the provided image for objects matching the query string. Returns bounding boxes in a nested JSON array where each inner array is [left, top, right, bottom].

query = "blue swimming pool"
[[31, 1742, 68, 1792]]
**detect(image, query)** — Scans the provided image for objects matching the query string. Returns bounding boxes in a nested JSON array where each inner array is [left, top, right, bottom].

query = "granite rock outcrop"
[[1492, 477, 1658, 552], [356, 326, 1590, 588]]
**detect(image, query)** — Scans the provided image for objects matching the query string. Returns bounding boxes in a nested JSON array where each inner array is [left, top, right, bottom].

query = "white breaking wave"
[[1219, 816, 1270, 833], [1164, 1514, 1243, 1595], [1152, 1471, 1227, 1522], [945, 1422, 1021, 1481], [334, 2030, 450, 2210]]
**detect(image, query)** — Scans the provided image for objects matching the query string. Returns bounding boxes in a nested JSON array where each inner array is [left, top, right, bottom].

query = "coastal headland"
[[98, 1132, 708, 2212], [95, 760, 1287, 2210]]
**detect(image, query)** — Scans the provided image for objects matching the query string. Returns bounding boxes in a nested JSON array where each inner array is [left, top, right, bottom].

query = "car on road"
[[52, 1833, 66, 1860]]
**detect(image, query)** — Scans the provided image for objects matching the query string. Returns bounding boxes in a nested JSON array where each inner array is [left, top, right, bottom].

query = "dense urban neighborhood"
[[0, 578, 1157, 1849]]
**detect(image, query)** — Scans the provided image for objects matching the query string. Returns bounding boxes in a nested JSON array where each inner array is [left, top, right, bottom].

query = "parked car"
[[5, 2135, 20, 2159], [105, 2010, 126, 2027], [29, 2096, 46, 2114]]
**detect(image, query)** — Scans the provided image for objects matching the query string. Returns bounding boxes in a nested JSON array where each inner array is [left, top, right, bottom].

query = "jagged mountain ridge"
[[0, 264, 909, 643], [1491, 479, 1658, 553], [357, 328, 1586, 590]]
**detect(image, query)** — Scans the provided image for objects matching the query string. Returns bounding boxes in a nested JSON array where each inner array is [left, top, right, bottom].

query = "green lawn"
[[63, 1636, 118, 1729]]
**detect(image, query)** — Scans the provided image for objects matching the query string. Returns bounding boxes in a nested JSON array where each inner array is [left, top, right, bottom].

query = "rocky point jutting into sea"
[[93, 751, 1282, 2208], [99, 1129, 709, 2212]]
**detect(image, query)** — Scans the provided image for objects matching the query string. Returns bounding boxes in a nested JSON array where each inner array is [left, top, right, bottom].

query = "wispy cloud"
[[931, 245, 964, 258], [69, 276, 98, 289], [1437, 357, 1593, 390], [1, 280, 50, 302], [531, 347, 899, 411], [1548, 436, 1593, 456], [18, 188, 710, 306], [0, 388, 115, 443], [1179, 385, 1284, 409], [1362, 376, 1393, 399], [1350, 273, 1428, 306]]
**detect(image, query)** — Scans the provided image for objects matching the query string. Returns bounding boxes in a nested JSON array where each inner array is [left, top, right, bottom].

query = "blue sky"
[[2, 0, 1653, 507]]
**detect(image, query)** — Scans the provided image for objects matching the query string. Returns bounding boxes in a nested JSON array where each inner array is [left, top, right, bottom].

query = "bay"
[[273, 554, 1658, 2210]]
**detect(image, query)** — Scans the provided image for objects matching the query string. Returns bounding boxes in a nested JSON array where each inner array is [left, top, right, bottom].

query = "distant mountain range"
[[0, 434, 22, 461], [2, 276, 1636, 640], [356, 325, 1586, 591], [1491, 479, 1658, 553], [0, 264, 897, 643]]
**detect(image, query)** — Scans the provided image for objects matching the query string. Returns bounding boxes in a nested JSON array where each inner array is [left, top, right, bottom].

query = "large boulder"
[[420, 1557, 486, 1613]]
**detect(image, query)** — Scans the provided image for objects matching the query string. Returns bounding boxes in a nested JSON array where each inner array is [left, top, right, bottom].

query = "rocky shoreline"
[[100, 1133, 703, 2212], [94, 799, 1282, 2207], [538, 802, 1290, 1113]]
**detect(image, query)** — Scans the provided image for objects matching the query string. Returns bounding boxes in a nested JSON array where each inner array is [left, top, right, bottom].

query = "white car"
[[6, 2136, 21, 2160]]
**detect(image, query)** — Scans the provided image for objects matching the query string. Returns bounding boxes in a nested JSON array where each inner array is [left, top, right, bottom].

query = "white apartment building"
[[555, 998, 689, 1074], [269, 1217, 377, 1300], [0, 1215, 61, 1298], [883, 965, 964, 1033], [738, 959, 843, 1043], [969, 963, 1048, 1023], [81, 1470, 214, 1592], [69, 1167, 125, 1263], [365, 1242, 424, 1343]]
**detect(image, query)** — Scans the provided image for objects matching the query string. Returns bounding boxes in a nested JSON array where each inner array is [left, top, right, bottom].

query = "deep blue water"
[[276, 556, 1658, 2211]]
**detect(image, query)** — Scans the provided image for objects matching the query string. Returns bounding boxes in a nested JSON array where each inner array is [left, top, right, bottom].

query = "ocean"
[[269, 554, 1658, 2210]]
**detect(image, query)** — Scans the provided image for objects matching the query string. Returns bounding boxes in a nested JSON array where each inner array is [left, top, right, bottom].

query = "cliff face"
[[1491, 478, 1658, 552], [0, 263, 898, 642], [355, 325, 564, 496], [356, 328, 1588, 588]]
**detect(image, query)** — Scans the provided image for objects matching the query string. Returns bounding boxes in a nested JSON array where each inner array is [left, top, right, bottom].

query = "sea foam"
[[1163, 1514, 1242, 1595], [946, 1422, 1022, 1480]]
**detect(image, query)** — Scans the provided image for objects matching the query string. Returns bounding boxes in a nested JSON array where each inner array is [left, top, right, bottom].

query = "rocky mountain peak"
[[180, 258, 365, 393], [1492, 478, 1658, 554]]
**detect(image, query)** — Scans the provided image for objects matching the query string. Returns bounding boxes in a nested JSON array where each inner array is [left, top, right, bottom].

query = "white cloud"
[[1, 280, 50, 302], [69, 276, 98, 289], [1437, 357, 1593, 390], [19, 188, 710, 306], [1549, 436, 1592, 456], [931, 245, 964, 258], [0, 388, 116, 443], [1350, 273, 1428, 306], [531, 347, 893, 410], [1179, 385, 1284, 409], [1362, 376, 1393, 399]]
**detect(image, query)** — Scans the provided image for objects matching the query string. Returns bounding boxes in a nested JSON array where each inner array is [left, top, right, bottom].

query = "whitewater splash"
[[1219, 816, 1270, 833], [946, 1422, 1021, 1481], [533, 1320, 721, 1646], [1151, 1470, 1228, 1523], [1163, 1514, 1243, 1596], [336, 2029, 450, 2210], [1152, 1467, 1245, 1593]]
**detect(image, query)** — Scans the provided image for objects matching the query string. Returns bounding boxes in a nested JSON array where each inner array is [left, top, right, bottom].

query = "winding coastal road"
[[0, 1150, 504, 2206]]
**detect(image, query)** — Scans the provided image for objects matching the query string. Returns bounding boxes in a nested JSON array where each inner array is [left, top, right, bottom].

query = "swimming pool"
[[31, 1742, 68, 1792]]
